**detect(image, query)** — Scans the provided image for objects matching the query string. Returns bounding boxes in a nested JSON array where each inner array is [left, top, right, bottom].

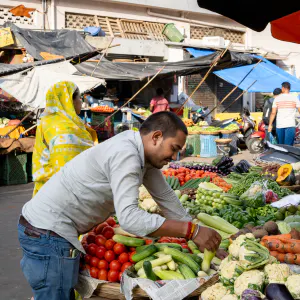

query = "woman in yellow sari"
[[32, 81, 97, 196]]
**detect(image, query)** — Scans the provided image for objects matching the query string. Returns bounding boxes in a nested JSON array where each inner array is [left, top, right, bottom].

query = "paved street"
[[0, 183, 33, 299]]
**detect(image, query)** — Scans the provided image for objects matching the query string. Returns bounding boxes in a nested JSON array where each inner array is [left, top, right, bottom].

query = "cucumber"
[[143, 261, 158, 281], [175, 178, 180, 189], [154, 243, 182, 251], [182, 248, 190, 253], [205, 177, 210, 182], [132, 244, 158, 262], [170, 176, 176, 188], [134, 256, 156, 271], [167, 260, 176, 271], [153, 269, 184, 280], [187, 240, 201, 254], [166, 176, 171, 185], [136, 244, 153, 253], [187, 253, 203, 265], [163, 247, 200, 274], [223, 197, 243, 206], [113, 234, 145, 247], [153, 251, 167, 258], [178, 264, 196, 279]]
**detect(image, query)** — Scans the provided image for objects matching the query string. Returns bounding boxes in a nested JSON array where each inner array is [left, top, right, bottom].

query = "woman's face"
[[73, 89, 82, 115]]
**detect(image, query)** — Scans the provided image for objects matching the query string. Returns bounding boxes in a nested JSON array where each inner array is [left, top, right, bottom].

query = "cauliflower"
[[139, 185, 151, 200], [219, 260, 244, 286], [234, 270, 265, 296], [201, 283, 229, 300], [228, 234, 255, 259], [268, 255, 278, 264], [219, 256, 231, 271], [221, 295, 238, 300], [264, 263, 291, 284], [286, 274, 300, 299]]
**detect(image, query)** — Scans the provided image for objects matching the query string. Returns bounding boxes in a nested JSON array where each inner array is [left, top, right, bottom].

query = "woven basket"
[[198, 131, 220, 135], [220, 129, 238, 134], [188, 131, 202, 135], [215, 138, 232, 144]]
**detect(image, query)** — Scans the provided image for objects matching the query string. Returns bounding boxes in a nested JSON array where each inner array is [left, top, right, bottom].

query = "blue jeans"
[[18, 222, 80, 300], [276, 127, 296, 146]]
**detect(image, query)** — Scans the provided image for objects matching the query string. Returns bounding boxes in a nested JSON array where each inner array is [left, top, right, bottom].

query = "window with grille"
[[0, 6, 34, 26], [65, 12, 167, 41], [191, 26, 244, 44]]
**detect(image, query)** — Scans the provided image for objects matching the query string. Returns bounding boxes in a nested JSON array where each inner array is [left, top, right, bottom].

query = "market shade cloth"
[[75, 51, 256, 81], [213, 55, 300, 93], [0, 61, 106, 109], [0, 125, 26, 139], [4, 22, 95, 61], [271, 11, 300, 44], [185, 48, 215, 57], [196, 0, 299, 32]]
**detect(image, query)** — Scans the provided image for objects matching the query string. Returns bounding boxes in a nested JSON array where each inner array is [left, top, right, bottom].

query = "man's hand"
[[268, 124, 273, 133], [193, 226, 221, 252]]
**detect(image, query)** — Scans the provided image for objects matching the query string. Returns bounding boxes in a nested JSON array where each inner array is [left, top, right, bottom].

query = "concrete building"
[[1, 0, 299, 113]]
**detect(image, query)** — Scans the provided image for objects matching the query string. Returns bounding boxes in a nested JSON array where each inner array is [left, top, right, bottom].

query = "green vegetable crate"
[[162, 23, 184, 42], [186, 134, 201, 156], [0, 152, 28, 185]]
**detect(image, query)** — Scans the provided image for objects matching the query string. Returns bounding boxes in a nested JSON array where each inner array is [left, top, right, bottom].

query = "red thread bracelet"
[[185, 221, 192, 239]]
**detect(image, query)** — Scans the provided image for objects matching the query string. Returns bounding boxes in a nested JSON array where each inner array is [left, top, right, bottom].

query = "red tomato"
[[102, 226, 114, 239], [113, 243, 126, 255], [129, 247, 136, 252], [145, 239, 153, 245], [95, 246, 106, 259], [118, 272, 123, 282], [159, 237, 171, 243], [170, 238, 180, 244], [82, 243, 89, 252], [98, 259, 109, 270], [108, 270, 119, 282], [179, 238, 187, 243], [113, 224, 119, 228], [98, 269, 108, 281], [110, 260, 121, 271], [181, 243, 189, 249], [105, 239, 116, 250], [104, 250, 116, 262], [129, 252, 136, 263], [95, 235, 107, 247], [95, 222, 109, 235], [90, 257, 100, 268], [106, 217, 116, 227], [84, 254, 92, 264], [87, 243, 98, 256], [86, 232, 96, 244], [90, 267, 99, 279], [118, 253, 129, 264], [121, 262, 132, 272], [85, 264, 91, 271], [81, 235, 88, 244]]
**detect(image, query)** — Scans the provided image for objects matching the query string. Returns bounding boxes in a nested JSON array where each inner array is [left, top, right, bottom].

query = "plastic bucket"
[[162, 23, 184, 42]]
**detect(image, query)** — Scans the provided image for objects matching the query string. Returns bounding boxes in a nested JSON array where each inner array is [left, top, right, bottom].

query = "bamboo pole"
[[221, 80, 257, 113], [18, 124, 37, 139], [206, 54, 267, 117], [93, 66, 166, 129], [1, 110, 34, 138], [90, 37, 114, 77], [175, 43, 231, 114]]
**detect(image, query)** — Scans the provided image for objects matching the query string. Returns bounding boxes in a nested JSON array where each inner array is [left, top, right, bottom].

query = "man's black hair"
[[282, 82, 291, 90], [273, 88, 282, 96], [156, 88, 164, 96], [73, 88, 80, 100], [140, 111, 188, 137]]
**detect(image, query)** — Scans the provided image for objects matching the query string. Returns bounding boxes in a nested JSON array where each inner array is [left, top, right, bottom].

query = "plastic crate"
[[186, 134, 200, 156], [200, 134, 218, 158], [162, 23, 184, 42], [0, 152, 28, 185]]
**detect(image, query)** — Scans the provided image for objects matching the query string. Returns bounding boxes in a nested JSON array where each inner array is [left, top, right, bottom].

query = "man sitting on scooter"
[[263, 88, 281, 141], [269, 82, 300, 146]]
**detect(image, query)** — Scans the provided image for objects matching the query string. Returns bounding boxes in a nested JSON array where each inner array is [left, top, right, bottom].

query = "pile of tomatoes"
[[211, 177, 232, 192], [91, 105, 114, 113], [81, 217, 135, 282], [157, 236, 190, 252], [162, 167, 219, 186]]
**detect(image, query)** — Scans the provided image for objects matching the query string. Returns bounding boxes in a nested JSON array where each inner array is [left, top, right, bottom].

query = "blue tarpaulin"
[[213, 55, 300, 92], [185, 48, 215, 57], [186, 48, 300, 92]]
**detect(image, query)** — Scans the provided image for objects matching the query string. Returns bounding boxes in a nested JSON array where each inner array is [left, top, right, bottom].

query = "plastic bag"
[[268, 132, 277, 144], [240, 181, 266, 208], [265, 190, 279, 204]]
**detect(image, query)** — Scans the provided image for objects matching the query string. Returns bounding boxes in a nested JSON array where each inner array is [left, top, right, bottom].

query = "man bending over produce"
[[18, 111, 221, 300]]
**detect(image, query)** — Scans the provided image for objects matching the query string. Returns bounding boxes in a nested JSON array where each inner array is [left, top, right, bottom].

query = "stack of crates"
[[186, 134, 200, 156], [0, 152, 28, 185], [200, 134, 218, 158]]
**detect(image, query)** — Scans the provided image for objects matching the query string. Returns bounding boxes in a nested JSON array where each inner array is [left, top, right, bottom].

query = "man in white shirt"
[[18, 111, 221, 300], [269, 82, 300, 145]]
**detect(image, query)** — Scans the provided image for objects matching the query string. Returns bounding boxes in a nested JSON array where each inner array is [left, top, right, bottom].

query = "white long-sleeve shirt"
[[22, 130, 191, 252]]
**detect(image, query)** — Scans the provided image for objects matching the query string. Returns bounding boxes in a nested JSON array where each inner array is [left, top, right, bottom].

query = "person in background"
[[269, 82, 300, 145], [150, 88, 170, 113], [32, 81, 96, 196], [263, 88, 281, 141]]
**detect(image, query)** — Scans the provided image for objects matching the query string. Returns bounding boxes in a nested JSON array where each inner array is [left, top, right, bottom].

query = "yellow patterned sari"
[[32, 81, 95, 196]]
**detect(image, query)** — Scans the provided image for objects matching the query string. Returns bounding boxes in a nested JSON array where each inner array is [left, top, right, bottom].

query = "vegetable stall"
[[76, 159, 300, 300]]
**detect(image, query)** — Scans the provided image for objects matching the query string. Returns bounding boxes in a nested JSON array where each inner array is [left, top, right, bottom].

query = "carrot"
[[266, 240, 286, 253], [261, 234, 291, 242], [284, 253, 298, 264]]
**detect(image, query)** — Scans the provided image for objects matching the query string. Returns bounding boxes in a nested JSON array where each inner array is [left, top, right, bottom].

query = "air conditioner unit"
[[202, 36, 225, 47]]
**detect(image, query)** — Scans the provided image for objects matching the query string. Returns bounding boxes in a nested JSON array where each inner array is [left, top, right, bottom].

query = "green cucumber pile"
[[179, 177, 209, 190], [165, 176, 180, 189]]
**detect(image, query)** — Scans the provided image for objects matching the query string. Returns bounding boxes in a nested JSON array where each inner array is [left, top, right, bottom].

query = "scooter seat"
[[276, 144, 300, 156]]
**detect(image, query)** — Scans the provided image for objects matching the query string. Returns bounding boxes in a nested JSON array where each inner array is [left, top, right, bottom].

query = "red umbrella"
[[197, 0, 300, 43]]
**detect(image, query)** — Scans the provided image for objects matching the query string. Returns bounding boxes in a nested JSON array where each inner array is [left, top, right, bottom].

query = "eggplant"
[[241, 289, 263, 300], [265, 284, 293, 300]]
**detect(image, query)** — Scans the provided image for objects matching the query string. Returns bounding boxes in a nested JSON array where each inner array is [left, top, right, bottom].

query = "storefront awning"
[[213, 55, 300, 92]]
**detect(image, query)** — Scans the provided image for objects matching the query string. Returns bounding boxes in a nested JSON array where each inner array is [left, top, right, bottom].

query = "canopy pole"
[[94, 66, 166, 129], [91, 37, 114, 77], [175, 43, 231, 115], [0, 110, 35, 138], [205, 54, 267, 117], [221, 80, 257, 113]]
